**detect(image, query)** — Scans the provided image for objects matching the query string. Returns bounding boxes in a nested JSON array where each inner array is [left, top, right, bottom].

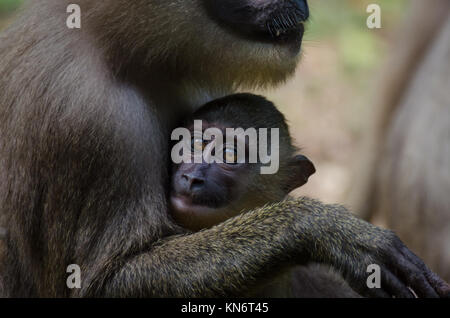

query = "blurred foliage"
[[305, 0, 407, 76], [0, 0, 23, 14]]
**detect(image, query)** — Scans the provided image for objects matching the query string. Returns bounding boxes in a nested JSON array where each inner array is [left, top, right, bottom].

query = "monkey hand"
[[341, 232, 450, 298], [292, 198, 450, 298]]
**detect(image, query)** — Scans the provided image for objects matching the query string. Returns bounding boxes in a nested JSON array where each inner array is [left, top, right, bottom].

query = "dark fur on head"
[[191, 93, 298, 201], [170, 93, 316, 231]]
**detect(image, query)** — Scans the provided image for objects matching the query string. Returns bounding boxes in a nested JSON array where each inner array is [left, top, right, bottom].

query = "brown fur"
[[0, 0, 448, 298]]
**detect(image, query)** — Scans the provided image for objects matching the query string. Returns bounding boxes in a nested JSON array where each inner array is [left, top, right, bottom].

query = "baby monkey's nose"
[[182, 173, 205, 191]]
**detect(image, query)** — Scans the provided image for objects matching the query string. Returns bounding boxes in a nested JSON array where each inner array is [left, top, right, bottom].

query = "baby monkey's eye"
[[191, 137, 206, 152], [223, 147, 238, 164]]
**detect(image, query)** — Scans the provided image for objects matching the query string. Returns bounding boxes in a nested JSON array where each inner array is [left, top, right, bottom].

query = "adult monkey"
[[0, 0, 448, 298]]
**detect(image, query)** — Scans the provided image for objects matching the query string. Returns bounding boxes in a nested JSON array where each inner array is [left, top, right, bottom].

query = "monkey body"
[[0, 0, 313, 297], [0, 0, 448, 298]]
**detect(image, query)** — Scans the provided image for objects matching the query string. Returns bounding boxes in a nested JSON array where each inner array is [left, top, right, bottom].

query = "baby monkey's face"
[[170, 121, 256, 231], [170, 120, 315, 231]]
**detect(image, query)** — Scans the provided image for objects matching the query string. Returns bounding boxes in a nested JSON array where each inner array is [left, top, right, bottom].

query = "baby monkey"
[[170, 93, 315, 231]]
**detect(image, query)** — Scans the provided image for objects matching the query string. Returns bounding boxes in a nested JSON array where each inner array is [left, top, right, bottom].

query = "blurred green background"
[[308, 0, 406, 73], [0, 0, 23, 28], [0, 0, 22, 15]]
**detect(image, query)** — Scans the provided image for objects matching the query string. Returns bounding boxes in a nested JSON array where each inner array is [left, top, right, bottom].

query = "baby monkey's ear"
[[284, 155, 316, 193]]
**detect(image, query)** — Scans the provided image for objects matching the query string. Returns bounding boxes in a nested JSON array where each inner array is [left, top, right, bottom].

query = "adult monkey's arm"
[[81, 198, 450, 298]]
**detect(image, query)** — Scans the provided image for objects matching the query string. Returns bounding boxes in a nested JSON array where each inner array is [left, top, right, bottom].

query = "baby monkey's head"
[[170, 94, 315, 231]]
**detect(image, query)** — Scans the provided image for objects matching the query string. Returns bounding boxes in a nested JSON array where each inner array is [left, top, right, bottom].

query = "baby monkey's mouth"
[[171, 191, 226, 209], [170, 195, 223, 216]]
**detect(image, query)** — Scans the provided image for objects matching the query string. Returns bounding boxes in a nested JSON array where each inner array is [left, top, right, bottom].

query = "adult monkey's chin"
[[204, 0, 309, 50]]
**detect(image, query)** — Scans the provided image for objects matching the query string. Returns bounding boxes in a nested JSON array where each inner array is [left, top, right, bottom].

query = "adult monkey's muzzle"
[[205, 0, 309, 44]]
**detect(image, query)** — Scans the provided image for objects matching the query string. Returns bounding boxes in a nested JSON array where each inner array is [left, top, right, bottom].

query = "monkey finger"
[[350, 270, 392, 298], [385, 238, 440, 298], [407, 273, 439, 298], [400, 246, 450, 297], [390, 256, 439, 298], [381, 269, 415, 298], [424, 271, 450, 298]]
